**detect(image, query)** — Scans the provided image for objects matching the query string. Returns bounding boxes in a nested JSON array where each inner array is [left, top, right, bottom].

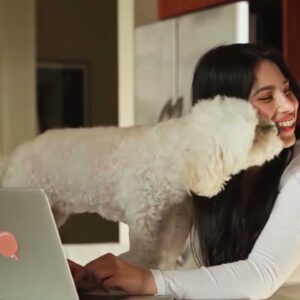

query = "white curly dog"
[[0, 96, 283, 269]]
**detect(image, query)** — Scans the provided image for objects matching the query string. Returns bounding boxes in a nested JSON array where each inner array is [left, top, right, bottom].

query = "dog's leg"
[[123, 223, 160, 268], [125, 198, 192, 270], [154, 197, 192, 269], [125, 226, 164, 269]]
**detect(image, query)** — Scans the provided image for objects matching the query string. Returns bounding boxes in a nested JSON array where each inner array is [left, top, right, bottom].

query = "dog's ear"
[[183, 155, 228, 198], [158, 97, 184, 122], [158, 99, 172, 122]]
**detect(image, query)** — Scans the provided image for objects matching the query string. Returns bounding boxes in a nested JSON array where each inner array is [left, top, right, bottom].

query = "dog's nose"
[[257, 116, 279, 135]]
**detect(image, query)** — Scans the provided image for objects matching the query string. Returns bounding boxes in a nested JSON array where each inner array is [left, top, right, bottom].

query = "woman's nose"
[[275, 91, 294, 113]]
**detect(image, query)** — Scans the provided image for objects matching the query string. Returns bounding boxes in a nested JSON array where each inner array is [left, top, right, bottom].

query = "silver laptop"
[[0, 188, 79, 300], [0, 188, 173, 300]]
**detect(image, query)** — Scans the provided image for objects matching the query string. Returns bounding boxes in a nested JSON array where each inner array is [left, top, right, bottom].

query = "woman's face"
[[249, 60, 299, 148]]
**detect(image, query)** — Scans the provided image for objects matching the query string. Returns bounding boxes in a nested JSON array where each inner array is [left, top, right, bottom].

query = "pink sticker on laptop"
[[0, 231, 19, 260]]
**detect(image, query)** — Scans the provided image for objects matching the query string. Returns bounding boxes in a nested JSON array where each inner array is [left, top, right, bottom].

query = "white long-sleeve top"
[[152, 142, 300, 299]]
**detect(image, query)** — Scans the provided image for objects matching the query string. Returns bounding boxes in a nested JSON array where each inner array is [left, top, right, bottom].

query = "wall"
[[0, 0, 37, 153], [36, 0, 118, 126], [118, 0, 158, 129], [36, 0, 119, 242]]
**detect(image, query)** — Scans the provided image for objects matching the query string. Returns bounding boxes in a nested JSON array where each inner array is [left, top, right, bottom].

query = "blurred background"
[[0, 0, 299, 263]]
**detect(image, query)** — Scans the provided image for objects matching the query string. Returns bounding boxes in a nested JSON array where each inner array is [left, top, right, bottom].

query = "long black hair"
[[191, 43, 300, 266]]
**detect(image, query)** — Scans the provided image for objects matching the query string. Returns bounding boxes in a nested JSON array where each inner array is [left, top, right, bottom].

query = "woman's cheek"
[[254, 104, 274, 121]]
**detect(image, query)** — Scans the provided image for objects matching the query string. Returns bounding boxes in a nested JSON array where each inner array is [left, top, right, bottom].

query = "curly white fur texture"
[[0, 96, 283, 269]]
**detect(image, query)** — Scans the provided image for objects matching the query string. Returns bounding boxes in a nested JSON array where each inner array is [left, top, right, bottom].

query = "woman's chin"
[[281, 134, 296, 148]]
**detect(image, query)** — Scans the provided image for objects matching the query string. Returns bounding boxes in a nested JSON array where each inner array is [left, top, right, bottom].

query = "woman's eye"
[[284, 88, 291, 96], [258, 95, 273, 102]]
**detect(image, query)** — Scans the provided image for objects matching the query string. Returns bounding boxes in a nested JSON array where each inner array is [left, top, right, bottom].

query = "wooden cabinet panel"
[[157, 0, 238, 19], [282, 0, 300, 85]]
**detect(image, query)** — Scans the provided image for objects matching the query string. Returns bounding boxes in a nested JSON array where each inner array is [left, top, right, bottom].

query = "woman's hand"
[[67, 259, 97, 290], [84, 253, 157, 295]]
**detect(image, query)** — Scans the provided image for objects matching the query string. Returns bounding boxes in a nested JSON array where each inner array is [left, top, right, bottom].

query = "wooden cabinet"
[[157, 0, 238, 19], [158, 0, 300, 86], [283, 0, 300, 85]]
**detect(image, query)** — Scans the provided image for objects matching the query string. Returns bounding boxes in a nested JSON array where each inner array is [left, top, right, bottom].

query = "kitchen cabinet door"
[[135, 19, 174, 125], [178, 1, 249, 109], [135, 1, 249, 125]]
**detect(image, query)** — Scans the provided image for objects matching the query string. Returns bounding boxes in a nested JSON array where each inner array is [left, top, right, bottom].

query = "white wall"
[[117, 0, 159, 129], [36, 0, 118, 128], [118, 0, 135, 129], [0, 0, 37, 153]]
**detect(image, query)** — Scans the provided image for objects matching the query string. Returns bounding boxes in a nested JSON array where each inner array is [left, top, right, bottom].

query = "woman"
[[70, 43, 300, 299]]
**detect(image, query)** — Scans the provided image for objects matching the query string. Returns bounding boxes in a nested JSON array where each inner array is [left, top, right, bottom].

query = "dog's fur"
[[0, 96, 283, 269]]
